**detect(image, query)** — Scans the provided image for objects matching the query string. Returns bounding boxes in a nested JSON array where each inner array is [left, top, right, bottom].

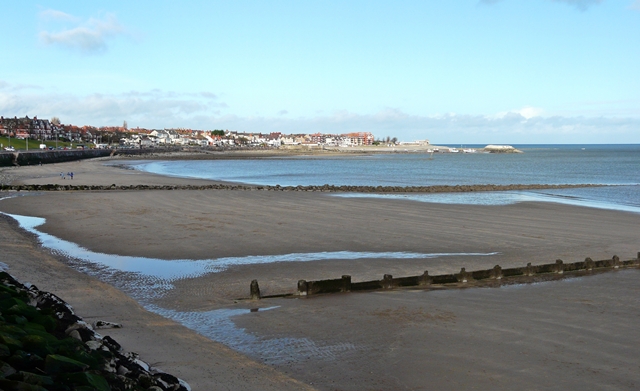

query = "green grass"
[[0, 136, 74, 151]]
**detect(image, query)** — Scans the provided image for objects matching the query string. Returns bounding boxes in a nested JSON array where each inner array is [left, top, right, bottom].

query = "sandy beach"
[[1, 155, 639, 390]]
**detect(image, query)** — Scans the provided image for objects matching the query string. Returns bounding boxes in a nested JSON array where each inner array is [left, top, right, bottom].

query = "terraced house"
[[0, 115, 62, 140]]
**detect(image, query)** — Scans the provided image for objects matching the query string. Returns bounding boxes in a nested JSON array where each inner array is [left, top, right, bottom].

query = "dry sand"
[[1, 157, 639, 390]]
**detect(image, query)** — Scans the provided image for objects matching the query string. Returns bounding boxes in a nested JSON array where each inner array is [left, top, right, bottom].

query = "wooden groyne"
[[248, 253, 640, 299]]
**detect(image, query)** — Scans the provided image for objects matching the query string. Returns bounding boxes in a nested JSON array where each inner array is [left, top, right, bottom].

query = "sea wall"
[[253, 254, 639, 298], [0, 153, 13, 167], [0, 149, 114, 167]]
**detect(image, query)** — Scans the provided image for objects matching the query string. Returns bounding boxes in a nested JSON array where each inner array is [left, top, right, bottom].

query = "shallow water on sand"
[[333, 186, 640, 214], [2, 211, 499, 356]]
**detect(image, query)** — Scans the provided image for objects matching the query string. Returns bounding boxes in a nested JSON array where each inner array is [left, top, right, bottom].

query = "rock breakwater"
[[0, 271, 189, 391], [0, 183, 601, 193]]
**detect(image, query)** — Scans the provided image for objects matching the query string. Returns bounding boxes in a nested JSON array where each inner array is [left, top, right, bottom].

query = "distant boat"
[[463, 148, 477, 153], [449, 148, 459, 153]]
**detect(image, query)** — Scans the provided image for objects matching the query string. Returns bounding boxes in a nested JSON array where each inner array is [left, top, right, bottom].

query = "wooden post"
[[382, 274, 394, 289], [525, 262, 534, 276], [612, 255, 620, 269], [341, 275, 352, 292], [491, 265, 503, 279], [297, 280, 308, 296], [420, 270, 432, 286], [555, 259, 564, 274], [250, 279, 261, 300], [585, 257, 595, 270], [457, 267, 470, 283]]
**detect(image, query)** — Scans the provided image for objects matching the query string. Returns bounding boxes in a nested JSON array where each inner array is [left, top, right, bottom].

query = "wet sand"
[[1, 158, 639, 390]]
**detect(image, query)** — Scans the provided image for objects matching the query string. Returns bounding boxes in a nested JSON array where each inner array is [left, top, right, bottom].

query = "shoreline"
[[0, 152, 609, 192], [0, 157, 639, 389]]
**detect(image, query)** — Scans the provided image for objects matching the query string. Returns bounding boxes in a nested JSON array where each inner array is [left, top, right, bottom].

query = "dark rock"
[[44, 354, 90, 374]]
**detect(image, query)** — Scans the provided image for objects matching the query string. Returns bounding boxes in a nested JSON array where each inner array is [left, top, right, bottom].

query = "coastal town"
[[0, 115, 520, 153], [0, 115, 389, 149]]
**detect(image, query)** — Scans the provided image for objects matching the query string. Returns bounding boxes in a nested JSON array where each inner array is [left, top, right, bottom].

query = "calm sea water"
[[132, 144, 640, 212]]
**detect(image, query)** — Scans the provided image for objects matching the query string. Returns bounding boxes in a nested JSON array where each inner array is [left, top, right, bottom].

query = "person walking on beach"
[[60, 172, 65, 180], [70, 172, 74, 180]]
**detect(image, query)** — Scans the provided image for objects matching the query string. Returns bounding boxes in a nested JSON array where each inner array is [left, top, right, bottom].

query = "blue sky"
[[1, 0, 639, 143]]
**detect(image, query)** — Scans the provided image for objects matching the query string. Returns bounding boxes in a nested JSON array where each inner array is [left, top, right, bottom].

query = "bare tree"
[[51, 117, 61, 125]]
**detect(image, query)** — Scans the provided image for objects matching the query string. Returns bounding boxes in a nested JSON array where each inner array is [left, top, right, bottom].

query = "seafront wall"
[[0, 149, 113, 167], [0, 153, 12, 167], [249, 254, 640, 299]]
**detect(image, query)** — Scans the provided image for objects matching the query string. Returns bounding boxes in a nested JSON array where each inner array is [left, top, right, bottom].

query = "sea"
[[131, 144, 640, 213]]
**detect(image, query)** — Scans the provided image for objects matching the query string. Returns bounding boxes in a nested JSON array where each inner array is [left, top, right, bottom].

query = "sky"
[[1, 0, 639, 144]]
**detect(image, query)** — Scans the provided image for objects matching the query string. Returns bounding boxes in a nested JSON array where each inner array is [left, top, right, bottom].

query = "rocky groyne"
[[0, 182, 602, 193], [0, 271, 189, 390]]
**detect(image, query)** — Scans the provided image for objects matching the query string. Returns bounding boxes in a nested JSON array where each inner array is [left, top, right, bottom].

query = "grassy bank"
[[0, 137, 75, 151]]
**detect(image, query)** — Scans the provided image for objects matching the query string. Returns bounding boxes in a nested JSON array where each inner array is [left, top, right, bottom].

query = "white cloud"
[[1, 88, 638, 143], [205, 110, 639, 144], [517, 106, 544, 119], [39, 11, 126, 54], [39, 9, 78, 22], [480, 0, 604, 10], [495, 106, 544, 120], [0, 80, 42, 92], [551, 0, 603, 11], [0, 89, 227, 127]]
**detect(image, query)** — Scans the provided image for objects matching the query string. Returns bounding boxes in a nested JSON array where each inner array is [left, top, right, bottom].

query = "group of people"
[[60, 172, 74, 180]]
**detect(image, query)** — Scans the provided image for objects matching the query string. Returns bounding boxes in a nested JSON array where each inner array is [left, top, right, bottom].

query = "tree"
[[391, 137, 398, 144], [51, 117, 61, 125]]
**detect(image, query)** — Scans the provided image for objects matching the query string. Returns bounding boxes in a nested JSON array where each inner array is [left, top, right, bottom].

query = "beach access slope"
[[1, 155, 639, 390]]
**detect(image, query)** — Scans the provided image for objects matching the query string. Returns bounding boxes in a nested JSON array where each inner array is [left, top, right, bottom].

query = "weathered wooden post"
[[525, 262, 534, 276], [555, 259, 564, 274], [297, 280, 308, 296], [341, 275, 352, 293], [612, 255, 620, 269], [585, 257, 595, 270], [250, 279, 261, 300], [419, 270, 432, 286], [457, 267, 470, 283], [491, 265, 503, 279], [382, 274, 394, 289]]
